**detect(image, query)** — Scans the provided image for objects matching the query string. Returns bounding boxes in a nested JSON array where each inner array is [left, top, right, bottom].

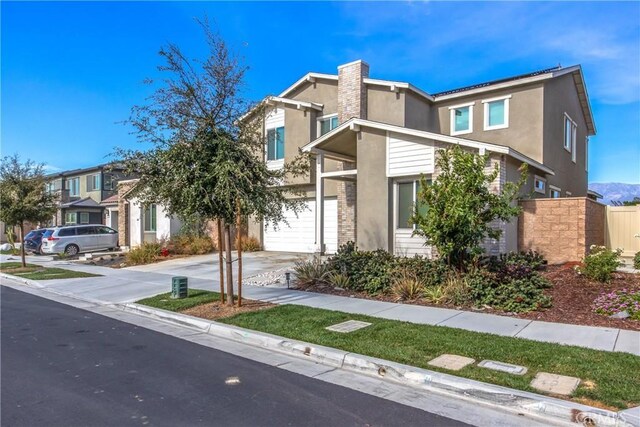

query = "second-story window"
[[318, 115, 339, 136], [267, 127, 285, 161], [483, 95, 510, 130], [449, 103, 474, 136], [87, 174, 101, 191], [68, 177, 80, 197], [564, 113, 577, 163], [534, 175, 546, 194]]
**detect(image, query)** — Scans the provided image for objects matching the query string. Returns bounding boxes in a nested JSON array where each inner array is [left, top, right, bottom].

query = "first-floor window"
[[65, 212, 77, 224], [396, 179, 430, 229], [549, 186, 561, 199], [267, 126, 285, 161], [144, 204, 157, 232], [80, 212, 90, 224], [534, 176, 546, 194]]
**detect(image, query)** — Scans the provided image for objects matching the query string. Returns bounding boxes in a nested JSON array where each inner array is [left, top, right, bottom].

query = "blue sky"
[[2, 1, 639, 184]]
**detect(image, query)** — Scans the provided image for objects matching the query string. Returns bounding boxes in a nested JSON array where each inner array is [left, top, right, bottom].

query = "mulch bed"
[[181, 299, 275, 321], [294, 265, 640, 331], [518, 265, 640, 331]]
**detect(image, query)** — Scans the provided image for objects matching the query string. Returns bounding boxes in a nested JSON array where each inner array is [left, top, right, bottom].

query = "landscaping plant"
[[578, 245, 622, 283], [390, 268, 425, 301], [293, 256, 330, 285], [237, 235, 261, 252], [125, 242, 162, 265], [411, 146, 527, 269], [634, 251, 640, 270], [325, 271, 351, 289], [592, 289, 640, 320]]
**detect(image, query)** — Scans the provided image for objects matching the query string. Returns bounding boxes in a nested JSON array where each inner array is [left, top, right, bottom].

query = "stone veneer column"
[[117, 181, 136, 248], [336, 60, 369, 247]]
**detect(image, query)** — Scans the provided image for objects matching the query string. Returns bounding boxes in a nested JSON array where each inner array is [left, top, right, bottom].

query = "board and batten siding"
[[387, 132, 435, 177]]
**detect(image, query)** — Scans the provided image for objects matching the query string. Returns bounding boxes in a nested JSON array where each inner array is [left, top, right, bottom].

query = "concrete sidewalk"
[[2, 253, 639, 355]]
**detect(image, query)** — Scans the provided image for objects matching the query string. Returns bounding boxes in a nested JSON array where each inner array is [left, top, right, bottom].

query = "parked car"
[[41, 225, 119, 256], [23, 229, 49, 254]]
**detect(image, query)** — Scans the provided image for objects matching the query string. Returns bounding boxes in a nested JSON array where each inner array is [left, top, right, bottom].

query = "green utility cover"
[[171, 276, 188, 299]]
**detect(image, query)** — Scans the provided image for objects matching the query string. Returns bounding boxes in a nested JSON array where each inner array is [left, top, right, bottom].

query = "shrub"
[[634, 251, 640, 270], [487, 250, 546, 272], [592, 289, 640, 320], [390, 269, 425, 301], [442, 273, 471, 305], [578, 245, 622, 283], [294, 256, 329, 285], [423, 285, 446, 304], [238, 235, 261, 252], [392, 256, 450, 288], [126, 242, 162, 265], [169, 235, 216, 255], [325, 271, 351, 289], [327, 242, 395, 294]]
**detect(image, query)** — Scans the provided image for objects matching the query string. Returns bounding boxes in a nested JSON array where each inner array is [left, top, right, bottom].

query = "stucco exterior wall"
[[366, 87, 405, 126], [289, 79, 338, 115], [518, 197, 605, 264], [356, 128, 392, 251], [435, 84, 545, 162], [542, 73, 589, 197], [404, 91, 431, 131]]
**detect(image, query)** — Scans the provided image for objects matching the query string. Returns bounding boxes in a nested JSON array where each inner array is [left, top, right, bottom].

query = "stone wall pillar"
[[336, 60, 368, 247], [117, 180, 137, 248]]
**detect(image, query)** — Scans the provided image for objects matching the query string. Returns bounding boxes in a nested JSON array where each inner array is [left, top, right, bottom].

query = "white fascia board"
[[363, 78, 434, 101], [268, 96, 324, 111], [279, 72, 338, 98], [321, 169, 357, 179]]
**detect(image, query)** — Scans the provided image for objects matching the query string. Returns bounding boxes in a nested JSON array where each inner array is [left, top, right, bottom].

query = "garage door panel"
[[264, 198, 337, 253]]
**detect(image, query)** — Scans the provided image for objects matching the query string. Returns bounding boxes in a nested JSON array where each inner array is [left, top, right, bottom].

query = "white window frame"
[[394, 178, 431, 231], [67, 177, 80, 197], [144, 204, 157, 232], [449, 102, 475, 136], [65, 212, 77, 224], [317, 113, 339, 137], [564, 113, 577, 163], [482, 95, 511, 131], [265, 126, 285, 170], [79, 212, 90, 224], [88, 174, 101, 192], [566, 191, 572, 197], [549, 185, 561, 199], [534, 175, 546, 194]]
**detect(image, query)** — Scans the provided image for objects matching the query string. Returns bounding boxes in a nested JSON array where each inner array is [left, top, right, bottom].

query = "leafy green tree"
[[411, 146, 526, 269], [0, 155, 58, 267], [116, 19, 308, 305]]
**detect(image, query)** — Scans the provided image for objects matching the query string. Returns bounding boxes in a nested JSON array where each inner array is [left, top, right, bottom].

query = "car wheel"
[[65, 244, 79, 256]]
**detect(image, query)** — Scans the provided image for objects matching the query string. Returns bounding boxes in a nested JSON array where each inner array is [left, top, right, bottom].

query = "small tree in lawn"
[[0, 155, 58, 267], [411, 146, 526, 269], [116, 19, 308, 306]]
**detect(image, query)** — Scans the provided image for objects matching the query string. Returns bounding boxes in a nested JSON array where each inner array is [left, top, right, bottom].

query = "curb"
[[0, 272, 45, 289], [119, 303, 637, 427], [0, 273, 106, 306]]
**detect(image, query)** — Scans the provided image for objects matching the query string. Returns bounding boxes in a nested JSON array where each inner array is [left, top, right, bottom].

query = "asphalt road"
[[1, 286, 467, 427]]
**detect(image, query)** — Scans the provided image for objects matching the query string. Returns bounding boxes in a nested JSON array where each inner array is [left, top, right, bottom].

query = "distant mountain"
[[589, 183, 640, 205]]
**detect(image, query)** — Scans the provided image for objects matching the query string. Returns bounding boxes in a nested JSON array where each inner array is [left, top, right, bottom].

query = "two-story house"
[[247, 60, 595, 257], [46, 163, 132, 230]]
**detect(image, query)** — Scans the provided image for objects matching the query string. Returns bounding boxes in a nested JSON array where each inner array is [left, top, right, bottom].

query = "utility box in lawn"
[[171, 276, 188, 299]]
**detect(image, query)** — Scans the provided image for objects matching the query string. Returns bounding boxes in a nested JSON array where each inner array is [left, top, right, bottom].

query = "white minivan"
[[41, 225, 119, 255]]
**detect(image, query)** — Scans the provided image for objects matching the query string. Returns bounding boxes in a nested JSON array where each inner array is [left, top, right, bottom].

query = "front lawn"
[[220, 304, 640, 410], [137, 289, 220, 311], [0, 262, 101, 280]]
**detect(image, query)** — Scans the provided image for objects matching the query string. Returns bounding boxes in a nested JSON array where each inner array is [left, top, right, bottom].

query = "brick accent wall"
[[518, 197, 605, 264], [117, 181, 137, 247], [336, 60, 368, 247]]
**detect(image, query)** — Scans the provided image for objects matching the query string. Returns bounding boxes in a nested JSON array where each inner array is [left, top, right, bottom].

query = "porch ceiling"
[[313, 130, 357, 159]]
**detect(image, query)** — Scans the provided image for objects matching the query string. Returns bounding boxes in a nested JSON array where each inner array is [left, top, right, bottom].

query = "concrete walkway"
[[2, 253, 639, 356]]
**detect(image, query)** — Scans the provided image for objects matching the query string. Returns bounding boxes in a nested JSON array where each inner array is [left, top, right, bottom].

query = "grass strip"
[[216, 304, 639, 410], [137, 289, 220, 312], [0, 262, 100, 280]]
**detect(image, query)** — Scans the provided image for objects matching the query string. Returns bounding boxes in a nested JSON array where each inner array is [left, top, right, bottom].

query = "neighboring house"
[[0, 221, 36, 244], [247, 60, 595, 256], [115, 179, 182, 249], [46, 163, 132, 227]]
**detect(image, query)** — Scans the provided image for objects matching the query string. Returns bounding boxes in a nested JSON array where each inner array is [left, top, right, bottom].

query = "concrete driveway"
[[0, 251, 308, 304]]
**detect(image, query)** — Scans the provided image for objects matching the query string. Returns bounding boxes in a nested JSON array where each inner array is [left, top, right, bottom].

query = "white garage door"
[[264, 198, 338, 253]]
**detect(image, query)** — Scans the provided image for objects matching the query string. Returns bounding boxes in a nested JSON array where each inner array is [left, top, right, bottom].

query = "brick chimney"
[[337, 60, 369, 123], [335, 60, 368, 247]]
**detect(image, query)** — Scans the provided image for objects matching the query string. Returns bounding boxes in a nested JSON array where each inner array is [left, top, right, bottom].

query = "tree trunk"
[[224, 223, 234, 306], [217, 219, 225, 304], [236, 201, 242, 308], [19, 222, 26, 268]]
